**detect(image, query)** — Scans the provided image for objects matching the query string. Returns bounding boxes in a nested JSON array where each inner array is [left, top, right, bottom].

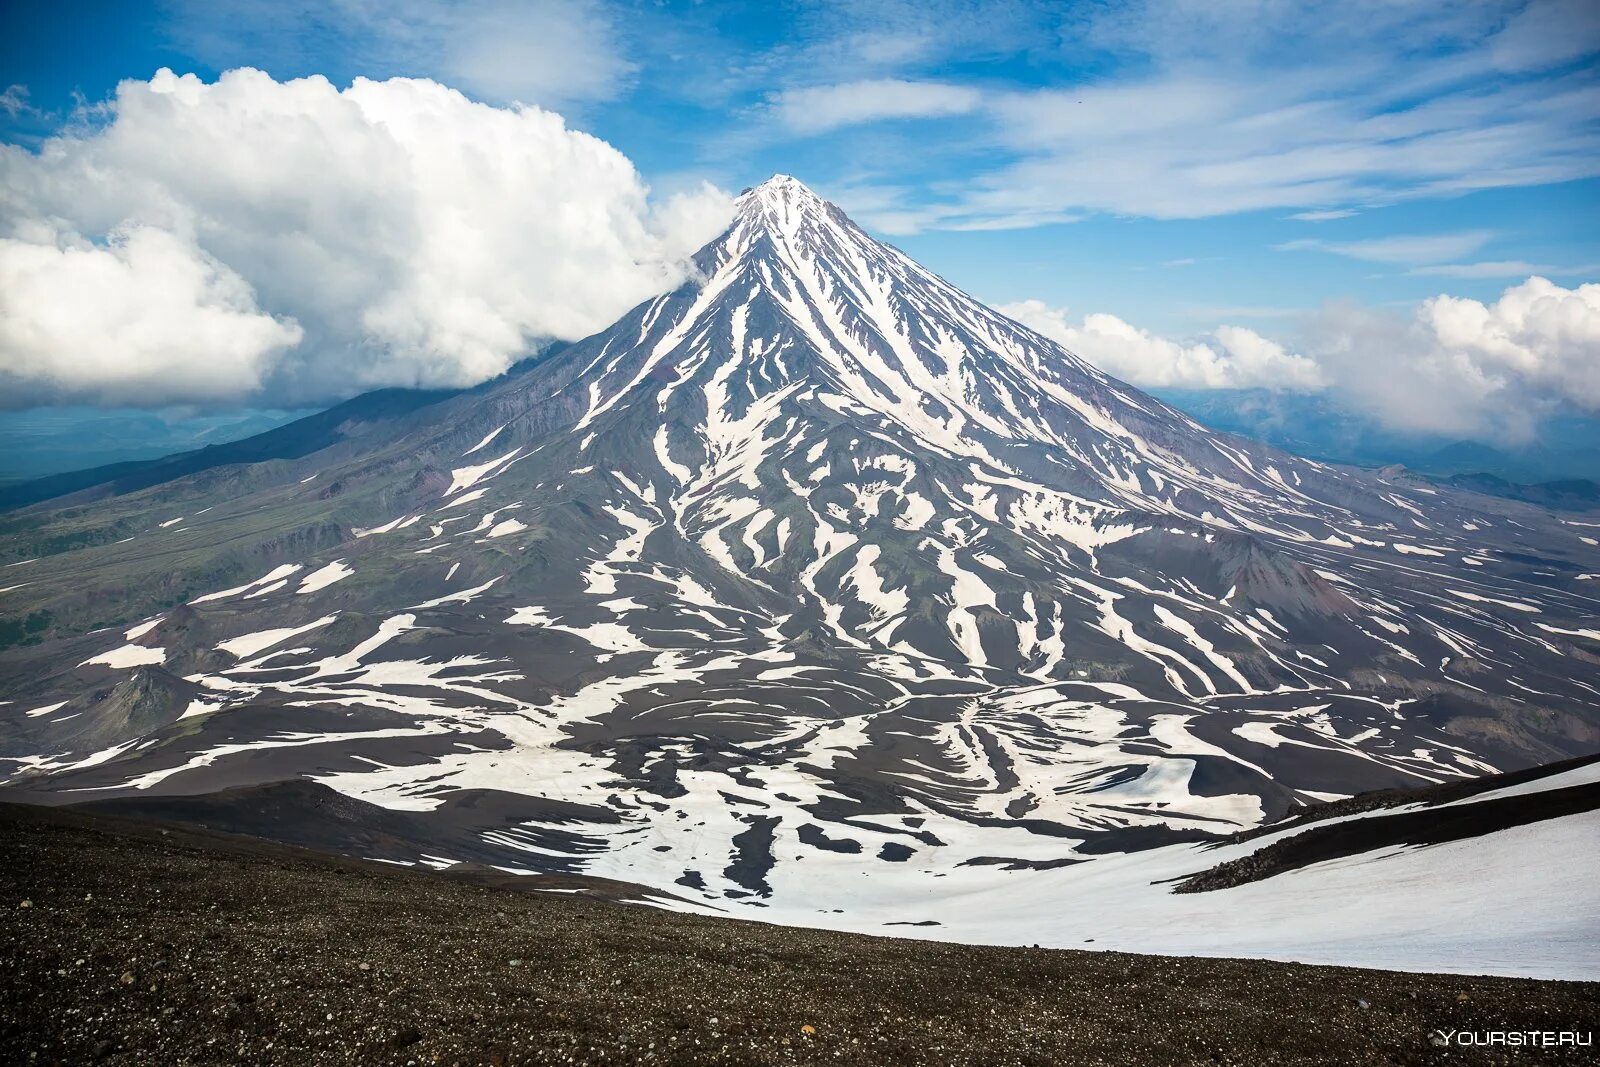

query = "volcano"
[[2, 176, 1597, 974]]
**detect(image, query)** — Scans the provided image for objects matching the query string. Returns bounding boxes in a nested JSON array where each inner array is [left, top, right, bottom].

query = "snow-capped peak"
[[739, 173, 824, 206], [11, 160, 1595, 983], [731, 174, 850, 247]]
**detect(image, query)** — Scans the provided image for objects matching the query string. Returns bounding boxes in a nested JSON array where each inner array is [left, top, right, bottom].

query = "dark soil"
[[2, 802, 1595, 1066]]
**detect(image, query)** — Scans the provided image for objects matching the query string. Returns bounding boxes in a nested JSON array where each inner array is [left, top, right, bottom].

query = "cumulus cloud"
[[768, 79, 983, 135], [1419, 277, 1600, 412], [1006, 277, 1600, 442], [0, 68, 733, 409], [1302, 278, 1600, 441], [0, 226, 303, 406], [648, 180, 742, 266], [997, 300, 1328, 392]]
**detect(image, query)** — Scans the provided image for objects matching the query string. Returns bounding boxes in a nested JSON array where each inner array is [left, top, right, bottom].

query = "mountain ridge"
[[1, 175, 1596, 969]]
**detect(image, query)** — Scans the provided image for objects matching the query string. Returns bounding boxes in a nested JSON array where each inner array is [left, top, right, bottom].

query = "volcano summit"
[[2, 176, 1597, 976]]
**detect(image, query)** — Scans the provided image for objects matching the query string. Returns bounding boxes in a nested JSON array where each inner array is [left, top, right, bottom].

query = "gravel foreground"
[[2, 802, 1595, 1066]]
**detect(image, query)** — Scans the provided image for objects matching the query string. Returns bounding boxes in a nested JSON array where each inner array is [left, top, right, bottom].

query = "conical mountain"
[[2, 177, 1596, 929]]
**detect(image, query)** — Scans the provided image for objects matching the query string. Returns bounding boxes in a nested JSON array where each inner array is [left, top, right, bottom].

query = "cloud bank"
[[1004, 276, 1600, 441], [1314, 276, 1600, 440], [0, 226, 304, 406], [0, 68, 733, 409], [998, 301, 1327, 392]]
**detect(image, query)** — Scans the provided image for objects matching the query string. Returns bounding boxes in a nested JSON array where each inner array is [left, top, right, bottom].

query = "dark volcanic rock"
[[2, 802, 1596, 1067]]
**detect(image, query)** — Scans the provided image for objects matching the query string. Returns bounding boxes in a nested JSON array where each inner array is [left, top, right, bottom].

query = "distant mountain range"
[[0, 408, 314, 486], [0, 390, 456, 511], [1, 177, 1596, 974], [1155, 388, 1600, 485]]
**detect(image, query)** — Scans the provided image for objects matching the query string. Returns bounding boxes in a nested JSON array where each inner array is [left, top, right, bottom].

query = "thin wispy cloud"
[[766, 79, 982, 135], [1276, 232, 1497, 265], [0, 86, 32, 117], [1408, 260, 1600, 278], [770, 0, 1600, 232], [161, 0, 636, 110]]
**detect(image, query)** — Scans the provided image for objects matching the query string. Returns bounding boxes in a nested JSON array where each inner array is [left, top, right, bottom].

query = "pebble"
[[6, 805, 1588, 1067]]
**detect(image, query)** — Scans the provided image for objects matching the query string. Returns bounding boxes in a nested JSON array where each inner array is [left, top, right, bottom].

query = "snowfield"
[[4, 176, 1597, 980]]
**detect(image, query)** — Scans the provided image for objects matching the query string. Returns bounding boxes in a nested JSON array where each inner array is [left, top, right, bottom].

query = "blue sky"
[[2, 0, 1598, 454]]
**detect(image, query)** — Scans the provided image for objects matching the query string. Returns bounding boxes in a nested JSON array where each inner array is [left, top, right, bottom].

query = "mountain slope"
[[1, 176, 1597, 966], [12, 805, 1596, 1067]]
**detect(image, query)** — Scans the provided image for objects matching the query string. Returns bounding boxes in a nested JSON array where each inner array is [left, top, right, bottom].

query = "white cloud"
[[1422, 276, 1600, 410], [0, 226, 303, 406], [649, 180, 741, 265], [1289, 209, 1359, 221], [0, 85, 30, 118], [163, 0, 634, 110], [997, 300, 1328, 392], [1300, 276, 1600, 440], [831, 0, 1600, 230], [1305, 302, 1532, 439], [0, 68, 733, 408], [1277, 231, 1495, 264], [425, 0, 636, 106], [1005, 276, 1600, 442], [1487, 0, 1600, 71], [768, 79, 983, 135], [1408, 260, 1600, 278], [1310, 276, 1600, 441], [763, 1, 1060, 87]]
